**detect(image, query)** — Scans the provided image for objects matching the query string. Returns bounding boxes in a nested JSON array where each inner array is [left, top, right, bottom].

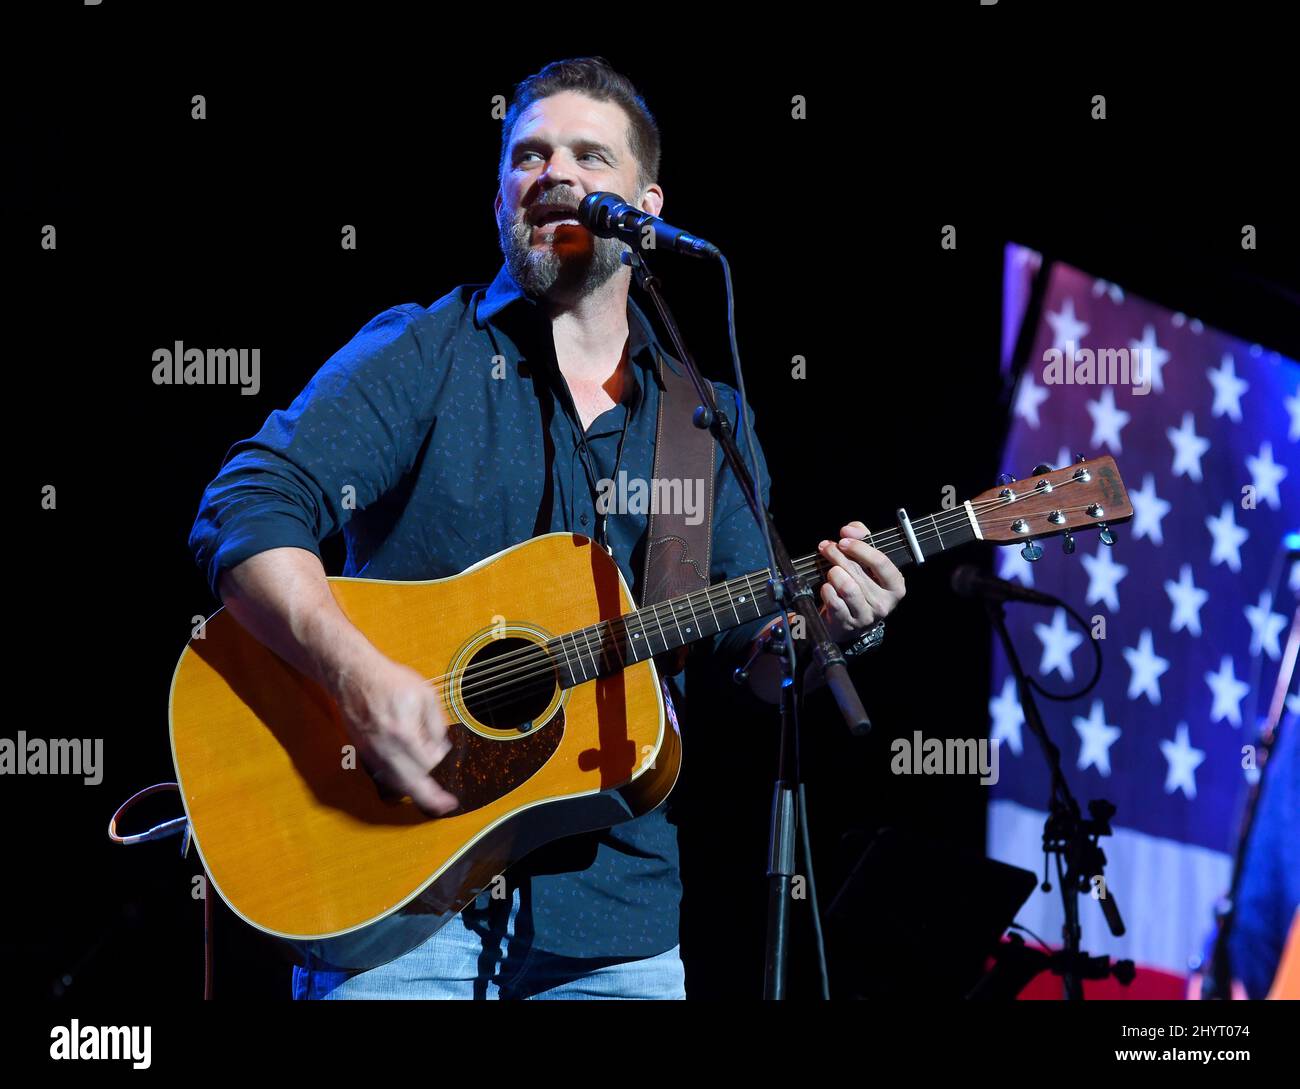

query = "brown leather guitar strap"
[[640, 352, 716, 674]]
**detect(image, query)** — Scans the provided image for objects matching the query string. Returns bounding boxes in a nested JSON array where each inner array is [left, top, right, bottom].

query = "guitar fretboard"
[[547, 505, 979, 688]]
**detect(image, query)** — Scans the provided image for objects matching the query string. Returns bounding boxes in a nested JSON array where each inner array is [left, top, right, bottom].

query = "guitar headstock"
[[969, 455, 1133, 546]]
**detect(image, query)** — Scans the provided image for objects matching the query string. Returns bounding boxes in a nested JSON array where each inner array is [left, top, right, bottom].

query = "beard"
[[497, 186, 628, 301]]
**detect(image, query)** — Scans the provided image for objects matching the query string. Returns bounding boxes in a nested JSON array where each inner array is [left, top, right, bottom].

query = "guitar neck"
[[549, 502, 982, 687]]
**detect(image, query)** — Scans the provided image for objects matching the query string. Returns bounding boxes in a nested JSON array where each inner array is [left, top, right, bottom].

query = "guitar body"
[[169, 532, 676, 970]]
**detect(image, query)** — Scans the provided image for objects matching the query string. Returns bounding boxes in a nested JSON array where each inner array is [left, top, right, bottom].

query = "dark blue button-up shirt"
[[189, 264, 775, 958]]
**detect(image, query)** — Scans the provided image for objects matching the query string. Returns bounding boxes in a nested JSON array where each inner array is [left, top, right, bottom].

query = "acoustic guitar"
[[169, 456, 1132, 969]]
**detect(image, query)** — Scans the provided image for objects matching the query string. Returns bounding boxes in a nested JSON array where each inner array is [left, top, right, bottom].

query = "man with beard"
[[189, 57, 905, 999]]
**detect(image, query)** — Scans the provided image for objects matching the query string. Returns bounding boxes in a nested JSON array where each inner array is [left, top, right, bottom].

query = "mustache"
[[521, 188, 585, 225]]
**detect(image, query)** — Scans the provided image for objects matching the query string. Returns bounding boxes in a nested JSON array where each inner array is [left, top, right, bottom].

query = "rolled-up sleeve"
[[189, 304, 437, 598]]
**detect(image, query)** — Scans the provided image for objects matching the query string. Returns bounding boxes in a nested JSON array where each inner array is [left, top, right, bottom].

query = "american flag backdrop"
[[987, 244, 1300, 997]]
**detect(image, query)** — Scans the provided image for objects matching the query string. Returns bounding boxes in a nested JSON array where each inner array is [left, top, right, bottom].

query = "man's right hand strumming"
[[217, 546, 459, 818], [332, 653, 460, 817]]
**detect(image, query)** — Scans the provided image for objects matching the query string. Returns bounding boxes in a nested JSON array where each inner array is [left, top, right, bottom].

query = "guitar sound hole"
[[461, 637, 557, 732]]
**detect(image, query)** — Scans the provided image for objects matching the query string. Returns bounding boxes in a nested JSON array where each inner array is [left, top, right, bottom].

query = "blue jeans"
[[291, 882, 686, 1000]]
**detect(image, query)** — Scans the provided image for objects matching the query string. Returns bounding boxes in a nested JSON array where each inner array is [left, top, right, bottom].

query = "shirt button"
[[579, 513, 589, 526]]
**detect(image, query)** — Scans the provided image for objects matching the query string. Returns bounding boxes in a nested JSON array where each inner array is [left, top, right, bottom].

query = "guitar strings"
[[424, 477, 1103, 705], [438, 483, 1101, 705], [429, 479, 1100, 705]]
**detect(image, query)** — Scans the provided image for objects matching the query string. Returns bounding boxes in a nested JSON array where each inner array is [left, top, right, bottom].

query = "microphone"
[[950, 564, 1060, 607], [577, 192, 720, 260]]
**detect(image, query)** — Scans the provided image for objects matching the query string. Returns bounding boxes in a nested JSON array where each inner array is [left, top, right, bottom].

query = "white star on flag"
[[1285, 389, 1300, 441], [1129, 473, 1172, 546], [1245, 441, 1287, 510], [1087, 387, 1131, 454], [1205, 502, 1249, 572], [989, 676, 1025, 757], [1122, 628, 1170, 704], [1167, 412, 1211, 481], [1046, 297, 1090, 352], [1081, 542, 1128, 611], [1014, 372, 1050, 429], [1164, 564, 1209, 636], [1034, 607, 1085, 682], [1244, 591, 1288, 660], [998, 545, 1036, 587], [1205, 655, 1250, 727], [1161, 722, 1206, 799], [1073, 699, 1121, 776], [1129, 323, 1171, 393], [1207, 353, 1249, 421]]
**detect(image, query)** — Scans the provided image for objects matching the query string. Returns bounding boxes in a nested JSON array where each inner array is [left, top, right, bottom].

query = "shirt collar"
[[473, 263, 684, 395]]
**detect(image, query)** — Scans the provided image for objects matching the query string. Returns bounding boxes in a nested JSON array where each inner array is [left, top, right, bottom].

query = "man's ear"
[[493, 189, 503, 220], [640, 183, 665, 219]]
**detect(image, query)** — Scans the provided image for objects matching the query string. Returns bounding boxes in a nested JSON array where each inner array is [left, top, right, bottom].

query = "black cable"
[[1025, 599, 1104, 703], [719, 254, 779, 593], [1008, 921, 1056, 957]]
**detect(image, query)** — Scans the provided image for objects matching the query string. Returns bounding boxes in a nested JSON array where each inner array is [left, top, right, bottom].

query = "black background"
[[5, 0, 1298, 1008]]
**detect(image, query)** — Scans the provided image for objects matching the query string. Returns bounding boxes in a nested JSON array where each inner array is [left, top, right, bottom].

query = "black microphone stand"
[[624, 247, 869, 999], [984, 597, 1131, 998]]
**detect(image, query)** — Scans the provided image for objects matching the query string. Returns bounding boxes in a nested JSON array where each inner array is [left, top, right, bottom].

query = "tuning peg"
[[1020, 541, 1044, 562], [1098, 522, 1116, 546], [1031, 462, 1055, 475], [1074, 452, 1089, 464], [997, 472, 1016, 485], [1062, 531, 1076, 555]]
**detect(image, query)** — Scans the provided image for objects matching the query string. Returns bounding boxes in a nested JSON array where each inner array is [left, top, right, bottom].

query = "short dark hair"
[[498, 57, 661, 190]]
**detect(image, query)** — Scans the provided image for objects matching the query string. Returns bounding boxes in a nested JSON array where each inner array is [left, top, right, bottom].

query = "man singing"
[[189, 56, 905, 999]]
